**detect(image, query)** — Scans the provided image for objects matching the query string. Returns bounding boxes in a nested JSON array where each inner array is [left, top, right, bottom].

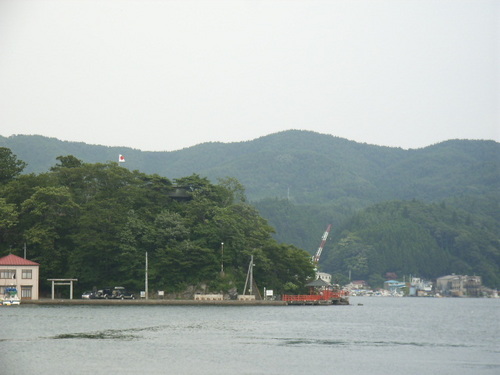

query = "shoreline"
[[21, 298, 287, 306]]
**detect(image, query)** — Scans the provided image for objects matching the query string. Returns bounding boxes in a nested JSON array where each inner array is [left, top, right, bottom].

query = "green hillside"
[[0, 151, 314, 296], [1, 131, 499, 288], [322, 200, 500, 288], [2, 131, 498, 206]]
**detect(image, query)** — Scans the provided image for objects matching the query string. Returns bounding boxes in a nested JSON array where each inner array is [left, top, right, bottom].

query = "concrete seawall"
[[22, 299, 287, 306]]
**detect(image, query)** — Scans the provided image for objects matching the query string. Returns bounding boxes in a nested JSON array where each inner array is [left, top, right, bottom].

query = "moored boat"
[[2, 287, 21, 306]]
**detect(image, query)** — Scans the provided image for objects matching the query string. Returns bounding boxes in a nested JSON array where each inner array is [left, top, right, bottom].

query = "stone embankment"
[[23, 298, 286, 306]]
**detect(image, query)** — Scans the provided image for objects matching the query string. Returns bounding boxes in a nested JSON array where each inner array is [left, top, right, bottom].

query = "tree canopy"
[[2, 132, 498, 262], [0, 147, 27, 183], [0, 152, 314, 296], [322, 200, 500, 288]]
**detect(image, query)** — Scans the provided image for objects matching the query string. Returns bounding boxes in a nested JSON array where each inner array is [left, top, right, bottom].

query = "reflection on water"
[[1, 298, 499, 375]]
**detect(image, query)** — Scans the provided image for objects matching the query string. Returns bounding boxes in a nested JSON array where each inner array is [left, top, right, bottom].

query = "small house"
[[0, 254, 40, 300]]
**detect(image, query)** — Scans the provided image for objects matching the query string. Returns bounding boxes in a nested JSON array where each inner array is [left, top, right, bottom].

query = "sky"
[[0, 0, 498, 152]]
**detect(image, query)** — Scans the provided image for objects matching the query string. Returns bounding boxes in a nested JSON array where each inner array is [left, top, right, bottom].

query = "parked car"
[[113, 286, 135, 299], [93, 287, 135, 299], [81, 291, 96, 299], [94, 288, 113, 299]]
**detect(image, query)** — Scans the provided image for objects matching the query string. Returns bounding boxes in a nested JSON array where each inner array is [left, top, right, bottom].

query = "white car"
[[81, 291, 95, 299]]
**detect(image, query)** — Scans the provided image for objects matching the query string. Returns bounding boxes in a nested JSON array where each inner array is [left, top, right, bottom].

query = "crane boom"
[[313, 224, 332, 264]]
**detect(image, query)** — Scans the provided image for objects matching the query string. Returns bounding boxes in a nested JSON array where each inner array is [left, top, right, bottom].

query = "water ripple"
[[50, 324, 171, 340], [52, 331, 137, 340], [278, 338, 471, 348]]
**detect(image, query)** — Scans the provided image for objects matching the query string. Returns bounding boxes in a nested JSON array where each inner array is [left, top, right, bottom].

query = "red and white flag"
[[119, 154, 125, 163]]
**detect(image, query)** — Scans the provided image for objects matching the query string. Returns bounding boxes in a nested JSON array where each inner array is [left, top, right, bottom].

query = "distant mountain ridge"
[[1, 131, 498, 206], [2, 131, 499, 287]]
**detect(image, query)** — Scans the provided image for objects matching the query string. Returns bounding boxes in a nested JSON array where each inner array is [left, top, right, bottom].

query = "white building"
[[0, 254, 40, 300], [316, 272, 332, 284], [409, 277, 433, 296], [436, 274, 482, 297]]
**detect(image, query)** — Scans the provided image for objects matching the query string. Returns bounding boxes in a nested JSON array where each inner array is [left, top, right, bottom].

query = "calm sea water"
[[1, 297, 498, 375]]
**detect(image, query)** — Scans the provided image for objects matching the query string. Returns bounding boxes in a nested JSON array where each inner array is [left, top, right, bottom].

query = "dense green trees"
[[3, 132, 498, 259], [1, 132, 499, 291], [0, 151, 314, 296], [322, 200, 500, 288], [0, 147, 27, 183]]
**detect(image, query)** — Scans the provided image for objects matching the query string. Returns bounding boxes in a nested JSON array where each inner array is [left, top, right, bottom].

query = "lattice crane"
[[312, 224, 332, 265]]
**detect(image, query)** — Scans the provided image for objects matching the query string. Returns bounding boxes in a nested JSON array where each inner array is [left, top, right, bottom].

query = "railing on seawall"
[[282, 290, 349, 302], [282, 294, 324, 302]]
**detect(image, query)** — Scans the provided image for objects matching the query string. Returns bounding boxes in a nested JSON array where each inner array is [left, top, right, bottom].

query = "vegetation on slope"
[[1, 131, 498, 289], [3, 131, 498, 206], [322, 200, 500, 288], [0, 149, 314, 296]]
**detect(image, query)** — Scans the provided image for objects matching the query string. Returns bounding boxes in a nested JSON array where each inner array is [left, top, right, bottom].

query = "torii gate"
[[47, 278, 78, 299]]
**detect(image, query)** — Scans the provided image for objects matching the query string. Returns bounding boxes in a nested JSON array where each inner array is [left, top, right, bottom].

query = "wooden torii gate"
[[47, 278, 78, 299]]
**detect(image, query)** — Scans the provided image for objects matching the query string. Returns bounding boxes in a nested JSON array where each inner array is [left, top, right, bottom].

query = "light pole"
[[220, 242, 224, 276]]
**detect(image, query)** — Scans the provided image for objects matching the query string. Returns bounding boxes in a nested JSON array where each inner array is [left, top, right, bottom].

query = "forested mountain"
[[0, 151, 314, 296], [2, 131, 498, 206], [1, 131, 499, 288], [322, 200, 499, 288]]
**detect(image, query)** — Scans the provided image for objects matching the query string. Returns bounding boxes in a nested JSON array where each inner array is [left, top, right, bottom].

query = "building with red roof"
[[0, 254, 40, 300]]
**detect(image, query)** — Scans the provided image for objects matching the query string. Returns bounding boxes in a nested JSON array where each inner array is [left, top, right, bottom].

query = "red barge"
[[282, 278, 349, 305]]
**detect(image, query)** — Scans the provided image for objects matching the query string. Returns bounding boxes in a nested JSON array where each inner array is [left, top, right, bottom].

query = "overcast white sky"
[[0, 0, 498, 151]]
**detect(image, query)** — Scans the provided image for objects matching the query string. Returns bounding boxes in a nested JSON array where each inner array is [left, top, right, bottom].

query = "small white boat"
[[2, 287, 21, 306]]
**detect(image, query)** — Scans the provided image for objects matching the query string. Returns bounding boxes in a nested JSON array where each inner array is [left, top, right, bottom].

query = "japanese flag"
[[119, 154, 125, 163]]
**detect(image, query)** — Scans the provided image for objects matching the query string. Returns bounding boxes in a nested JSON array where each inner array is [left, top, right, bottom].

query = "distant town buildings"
[[408, 277, 433, 297], [384, 280, 406, 294], [343, 274, 496, 298], [436, 274, 483, 297], [345, 280, 372, 296]]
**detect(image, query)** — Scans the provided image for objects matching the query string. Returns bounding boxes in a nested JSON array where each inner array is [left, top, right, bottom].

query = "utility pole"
[[249, 255, 253, 295], [220, 242, 224, 276], [145, 251, 149, 300]]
